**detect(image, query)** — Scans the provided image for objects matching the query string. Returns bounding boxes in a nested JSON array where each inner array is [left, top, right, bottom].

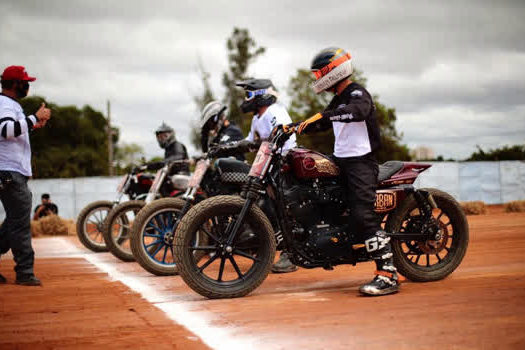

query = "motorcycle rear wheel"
[[103, 200, 145, 262], [76, 200, 114, 252], [387, 188, 469, 282], [174, 195, 276, 299]]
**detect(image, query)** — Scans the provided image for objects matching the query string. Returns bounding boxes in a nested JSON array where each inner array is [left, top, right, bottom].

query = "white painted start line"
[[42, 237, 260, 350]]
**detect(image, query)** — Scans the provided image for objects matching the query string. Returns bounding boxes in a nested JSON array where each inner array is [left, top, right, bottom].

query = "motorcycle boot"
[[271, 251, 297, 273], [359, 230, 400, 296]]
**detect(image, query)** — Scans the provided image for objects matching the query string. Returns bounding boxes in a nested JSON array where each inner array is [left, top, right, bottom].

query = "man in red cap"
[[0, 65, 51, 286]]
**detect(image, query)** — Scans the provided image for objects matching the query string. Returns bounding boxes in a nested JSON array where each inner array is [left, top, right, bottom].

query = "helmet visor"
[[156, 131, 171, 143]]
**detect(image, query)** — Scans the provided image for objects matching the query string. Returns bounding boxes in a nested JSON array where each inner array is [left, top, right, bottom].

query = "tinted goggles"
[[245, 88, 269, 101]]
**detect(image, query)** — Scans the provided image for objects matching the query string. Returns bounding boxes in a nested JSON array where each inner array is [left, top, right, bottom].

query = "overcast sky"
[[1, 0, 524, 160]]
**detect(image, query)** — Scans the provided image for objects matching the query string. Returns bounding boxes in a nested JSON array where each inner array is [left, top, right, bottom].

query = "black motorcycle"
[[129, 154, 253, 276], [101, 160, 189, 262], [173, 127, 469, 299], [76, 167, 154, 252]]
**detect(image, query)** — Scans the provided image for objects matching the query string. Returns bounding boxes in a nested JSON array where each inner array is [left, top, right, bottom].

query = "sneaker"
[[15, 275, 42, 286], [359, 271, 399, 296], [271, 252, 297, 274], [0, 273, 6, 284]]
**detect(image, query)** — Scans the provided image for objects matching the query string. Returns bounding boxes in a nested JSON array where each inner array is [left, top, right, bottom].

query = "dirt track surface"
[[1, 208, 524, 349]]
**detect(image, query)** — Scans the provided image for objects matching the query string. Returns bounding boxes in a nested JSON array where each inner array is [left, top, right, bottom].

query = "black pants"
[[334, 155, 380, 242], [0, 171, 35, 278]]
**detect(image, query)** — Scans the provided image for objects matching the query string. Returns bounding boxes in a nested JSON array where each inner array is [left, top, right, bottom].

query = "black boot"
[[359, 231, 399, 296], [271, 251, 297, 273]]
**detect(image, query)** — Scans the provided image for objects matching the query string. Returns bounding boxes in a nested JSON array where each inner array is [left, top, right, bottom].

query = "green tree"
[[222, 27, 265, 134], [21, 96, 116, 178], [467, 144, 525, 161], [287, 67, 411, 162], [114, 142, 144, 173], [191, 59, 216, 150]]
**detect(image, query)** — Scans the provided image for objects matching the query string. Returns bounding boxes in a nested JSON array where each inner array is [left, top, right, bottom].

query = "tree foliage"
[[287, 67, 411, 162], [467, 144, 525, 161], [222, 27, 265, 133], [21, 96, 116, 178], [191, 27, 265, 150]]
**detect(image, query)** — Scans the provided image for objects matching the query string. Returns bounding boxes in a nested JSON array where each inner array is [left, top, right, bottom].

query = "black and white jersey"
[[306, 82, 381, 158], [0, 94, 38, 176]]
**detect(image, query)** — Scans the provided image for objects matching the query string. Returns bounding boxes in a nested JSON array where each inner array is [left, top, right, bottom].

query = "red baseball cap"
[[1, 66, 36, 82]]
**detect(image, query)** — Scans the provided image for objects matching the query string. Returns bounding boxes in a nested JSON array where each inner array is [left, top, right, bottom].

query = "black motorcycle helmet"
[[155, 122, 175, 149], [236, 79, 278, 114], [310, 47, 353, 94]]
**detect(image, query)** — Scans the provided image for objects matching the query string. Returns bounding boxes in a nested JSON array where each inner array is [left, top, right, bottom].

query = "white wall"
[[1, 161, 524, 220]]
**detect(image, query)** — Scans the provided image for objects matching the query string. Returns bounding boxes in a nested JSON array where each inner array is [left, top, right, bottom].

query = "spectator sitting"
[[33, 193, 58, 220]]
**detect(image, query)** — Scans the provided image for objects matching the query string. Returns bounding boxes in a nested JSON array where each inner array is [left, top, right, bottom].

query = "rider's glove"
[[297, 113, 323, 134], [207, 140, 258, 158]]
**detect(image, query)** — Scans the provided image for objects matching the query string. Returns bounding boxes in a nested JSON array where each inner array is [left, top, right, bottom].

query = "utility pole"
[[107, 100, 114, 176]]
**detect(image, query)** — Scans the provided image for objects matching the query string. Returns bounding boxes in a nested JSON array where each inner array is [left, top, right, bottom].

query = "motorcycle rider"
[[237, 79, 298, 274], [208, 79, 298, 273], [296, 47, 399, 296], [144, 122, 190, 174], [200, 101, 244, 160]]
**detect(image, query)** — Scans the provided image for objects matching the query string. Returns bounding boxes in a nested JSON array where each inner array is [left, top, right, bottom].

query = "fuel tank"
[[287, 148, 340, 179]]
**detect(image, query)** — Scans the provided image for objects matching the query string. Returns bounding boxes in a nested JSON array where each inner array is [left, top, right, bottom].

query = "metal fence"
[[1, 161, 524, 220]]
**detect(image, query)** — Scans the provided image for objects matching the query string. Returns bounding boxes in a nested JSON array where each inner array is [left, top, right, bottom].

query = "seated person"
[[33, 193, 58, 220]]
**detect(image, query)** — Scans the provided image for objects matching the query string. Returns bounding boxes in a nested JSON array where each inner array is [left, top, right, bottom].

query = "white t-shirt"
[[246, 103, 297, 152], [0, 95, 37, 177]]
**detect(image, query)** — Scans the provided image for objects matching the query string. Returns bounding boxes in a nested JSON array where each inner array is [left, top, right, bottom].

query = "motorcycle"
[[173, 127, 469, 299], [130, 153, 253, 276], [101, 160, 189, 262], [76, 167, 154, 252]]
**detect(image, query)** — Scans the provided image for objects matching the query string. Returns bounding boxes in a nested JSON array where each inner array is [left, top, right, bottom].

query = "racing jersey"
[[304, 82, 381, 158], [246, 103, 297, 152]]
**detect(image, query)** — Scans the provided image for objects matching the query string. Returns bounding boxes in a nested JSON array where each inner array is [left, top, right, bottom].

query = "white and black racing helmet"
[[200, 100, 227, 133], [310, 47, 353, 94]]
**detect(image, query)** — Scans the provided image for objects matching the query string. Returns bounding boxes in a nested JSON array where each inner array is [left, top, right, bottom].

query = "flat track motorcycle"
[[102, 160, 189, 262], [130, 154, 253, 276], [76, 167, 155, 252], [173, 127, 469, 299]]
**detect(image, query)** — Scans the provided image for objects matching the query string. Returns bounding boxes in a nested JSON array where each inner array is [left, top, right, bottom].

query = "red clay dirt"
[[1, 209, 525, 349]]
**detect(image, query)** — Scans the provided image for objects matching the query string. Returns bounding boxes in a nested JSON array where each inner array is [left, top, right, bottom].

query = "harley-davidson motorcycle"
[[173, 127, 469, 299], [101, 160, 190, 262], [129, 152, 259, 276], [76, 167, 155, 252]]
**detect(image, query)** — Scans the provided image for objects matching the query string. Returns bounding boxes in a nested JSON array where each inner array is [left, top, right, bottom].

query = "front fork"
[[222, 179, 263, 245]]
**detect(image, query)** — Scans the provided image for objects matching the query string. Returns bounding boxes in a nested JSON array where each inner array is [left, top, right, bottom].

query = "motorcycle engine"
[[283, 180, 351, 262]]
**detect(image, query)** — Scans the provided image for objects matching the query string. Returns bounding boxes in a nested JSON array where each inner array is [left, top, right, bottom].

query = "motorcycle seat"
[[378, 161, 404, 182], [215, 158, 251, 184], [215, 158, 251, 174]]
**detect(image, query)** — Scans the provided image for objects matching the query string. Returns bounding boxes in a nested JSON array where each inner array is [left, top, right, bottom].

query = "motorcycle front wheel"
[[76, 200, 114, 252], [103, 200, 145, 262], [131, 198, 193, 276], [174, 195, 276, 299], [387, 188, 469, 282]]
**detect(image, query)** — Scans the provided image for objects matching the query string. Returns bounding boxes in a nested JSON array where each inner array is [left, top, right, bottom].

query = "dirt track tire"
[[103, 200, 145, 262], [131, 198, 188, 276], [174, 195, 276, 299], [76, 200, 114, 252], [387, 188, 469, 282]]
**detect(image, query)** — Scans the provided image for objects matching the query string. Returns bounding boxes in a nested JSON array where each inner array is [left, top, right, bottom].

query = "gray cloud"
[[1, 0, 524, 160]]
